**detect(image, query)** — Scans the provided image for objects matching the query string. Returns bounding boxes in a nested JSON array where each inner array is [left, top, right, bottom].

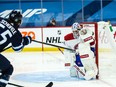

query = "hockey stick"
[[8, 82, 53, 87], [45, 82, 53, 87], [73, 65, 85, 76], [58, 47, 64, 54], [1, 40, 73, 52], [32, 40, 74, 51], [8, 82, 24, 87]]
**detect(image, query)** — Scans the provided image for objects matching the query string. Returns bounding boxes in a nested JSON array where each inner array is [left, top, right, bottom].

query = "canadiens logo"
[[0, 9, 47, 18]]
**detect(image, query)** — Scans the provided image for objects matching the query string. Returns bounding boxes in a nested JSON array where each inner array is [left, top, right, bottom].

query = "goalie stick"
[[73, 65, 85, 76]]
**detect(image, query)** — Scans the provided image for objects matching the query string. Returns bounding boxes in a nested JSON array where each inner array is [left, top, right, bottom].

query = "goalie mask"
[[72, 22, 82, 39], [9, 10, 22, 27]]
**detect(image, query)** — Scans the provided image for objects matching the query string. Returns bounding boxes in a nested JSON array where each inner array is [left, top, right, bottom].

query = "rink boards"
[[4, 26, 116, 52]]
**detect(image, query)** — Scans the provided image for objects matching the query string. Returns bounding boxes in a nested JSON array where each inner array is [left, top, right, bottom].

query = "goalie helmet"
[[71, 22, 82, 39], [9, 10, 22, 27], [72, 22, 81, 31]]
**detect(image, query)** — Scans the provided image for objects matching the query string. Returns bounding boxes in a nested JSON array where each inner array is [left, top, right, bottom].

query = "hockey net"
[[81, 22, 99, 79]]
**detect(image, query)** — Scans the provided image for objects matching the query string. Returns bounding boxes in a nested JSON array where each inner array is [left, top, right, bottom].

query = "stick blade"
[[45, 82, 53, 87]]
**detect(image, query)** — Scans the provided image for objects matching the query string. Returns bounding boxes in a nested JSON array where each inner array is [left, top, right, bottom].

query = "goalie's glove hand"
[[23, 36, 32, 45], [80, 29, 87, 35]]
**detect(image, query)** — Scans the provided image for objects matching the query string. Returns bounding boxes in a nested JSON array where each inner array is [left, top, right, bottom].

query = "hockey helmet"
[[9, 10, 22, 26], [72, 22, 82, 39], [72, 22, 81, 31]]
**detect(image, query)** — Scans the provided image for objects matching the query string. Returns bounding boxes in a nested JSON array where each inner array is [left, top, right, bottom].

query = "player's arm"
[[11, 32, 32, 52], [79, 28, 95, 44], [22, 36, 32, 46]]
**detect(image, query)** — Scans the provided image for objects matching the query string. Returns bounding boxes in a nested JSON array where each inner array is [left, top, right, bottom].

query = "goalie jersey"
[[64, 29, 96, 67], [64, 30, 95, 51], [64, 33, 80, 50]]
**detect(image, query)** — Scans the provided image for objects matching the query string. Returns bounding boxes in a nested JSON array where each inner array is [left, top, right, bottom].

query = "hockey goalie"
[[64, 22, 98, 80]]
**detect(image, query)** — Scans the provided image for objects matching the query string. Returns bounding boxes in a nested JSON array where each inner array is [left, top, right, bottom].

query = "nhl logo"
[[57, 30, 61, 35]]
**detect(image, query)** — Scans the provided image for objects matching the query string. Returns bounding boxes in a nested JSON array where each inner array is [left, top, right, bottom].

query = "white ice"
[[2, 51, 116, 87]]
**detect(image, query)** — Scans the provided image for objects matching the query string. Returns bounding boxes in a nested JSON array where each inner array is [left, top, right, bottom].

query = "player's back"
[[0, 17, 21, 51]]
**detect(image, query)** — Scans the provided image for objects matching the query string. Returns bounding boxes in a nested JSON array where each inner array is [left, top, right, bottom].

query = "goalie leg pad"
[[70, 66, 78, 77], [70, 65, 85, 79], [84, 70, 95, 80], [81, 58, 98, 80], [78, 43, 98, 80], [64, 49, 76, 67]]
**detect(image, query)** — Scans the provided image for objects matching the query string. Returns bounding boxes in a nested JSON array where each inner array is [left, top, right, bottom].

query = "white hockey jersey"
[[64, 29, 95, 50], [64, 33, 80, 50]]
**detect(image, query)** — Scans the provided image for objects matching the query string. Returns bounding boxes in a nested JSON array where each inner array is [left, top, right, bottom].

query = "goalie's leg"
[[64, 49, 86, 79], [81, 57, 98, 80], [70, 54, 85, 79], [78, 43, 98, 80], [64, 49, 79, 68]]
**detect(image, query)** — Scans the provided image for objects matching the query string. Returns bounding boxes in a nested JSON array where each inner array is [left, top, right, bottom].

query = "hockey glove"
[[23, 36, 32, 45]]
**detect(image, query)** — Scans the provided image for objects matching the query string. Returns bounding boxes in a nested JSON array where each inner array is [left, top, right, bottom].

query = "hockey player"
[[64, 22, 98, 80], [0, 10, 32, 87]]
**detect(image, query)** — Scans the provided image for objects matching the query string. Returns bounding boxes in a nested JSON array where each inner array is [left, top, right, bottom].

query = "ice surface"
[[2, 51, 116, 87]]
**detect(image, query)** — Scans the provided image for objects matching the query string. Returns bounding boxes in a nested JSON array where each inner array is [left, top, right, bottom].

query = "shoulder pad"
[[64, 33, 75, 41]]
